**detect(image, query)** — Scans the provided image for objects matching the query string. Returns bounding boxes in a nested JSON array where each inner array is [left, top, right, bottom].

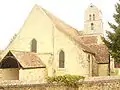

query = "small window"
[[31, 39, 37, 52], [89, 14, 92, 21], [91, 23, 94, 30], [93, 14, 95, 20], [59, 50, 65, 68]]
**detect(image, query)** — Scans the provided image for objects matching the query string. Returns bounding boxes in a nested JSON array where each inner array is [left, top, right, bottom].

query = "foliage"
[[46, 74, 85, 87], [102, 1, 120, 63]]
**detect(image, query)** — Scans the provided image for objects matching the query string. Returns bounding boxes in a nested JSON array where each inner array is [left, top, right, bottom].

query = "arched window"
[[89, 14, 92, 21], [31, 39, 37, 52], [93, 14, 95, 20], [59, 50, 65, 68], [91, 23, 94, 30], [88, 54, 90, 60]]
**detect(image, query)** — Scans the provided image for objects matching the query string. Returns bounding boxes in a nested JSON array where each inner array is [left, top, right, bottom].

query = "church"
[[0, 4, 110, 82]]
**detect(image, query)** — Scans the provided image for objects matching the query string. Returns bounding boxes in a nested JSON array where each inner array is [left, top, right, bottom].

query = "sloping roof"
[[87, 44, 109, 63], [79, 35, 98, 44], [10, 50, 45, 68], [42, 8, 80, 37], [85, 3, 102, 15], [41, 7, 94, 54], [78, 34, 109, 63]]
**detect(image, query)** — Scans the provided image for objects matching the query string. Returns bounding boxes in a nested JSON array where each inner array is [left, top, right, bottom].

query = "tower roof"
[[85, 3, 102, 15]]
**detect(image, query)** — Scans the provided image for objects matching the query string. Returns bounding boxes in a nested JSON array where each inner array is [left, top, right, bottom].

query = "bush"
[[46, 74, 85, 87]]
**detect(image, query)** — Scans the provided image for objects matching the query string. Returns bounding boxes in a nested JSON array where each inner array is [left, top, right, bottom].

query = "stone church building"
[[0, 4, 110, 82]]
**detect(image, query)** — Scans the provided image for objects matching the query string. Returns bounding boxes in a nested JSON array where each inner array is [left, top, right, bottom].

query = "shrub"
[[46, 74, 85, 87]]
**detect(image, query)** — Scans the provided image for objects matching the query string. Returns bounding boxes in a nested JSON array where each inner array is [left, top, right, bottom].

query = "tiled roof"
[[10, 50, 45, 68], [78, 35, 109, 63], [79, 35, 98, 44], [87, 44, 109, 63]]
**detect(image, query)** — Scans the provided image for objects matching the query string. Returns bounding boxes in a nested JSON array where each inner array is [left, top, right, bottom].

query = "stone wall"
[[0, 68, 19, 80], [0, 76, 120, 90], [19, 68, 47, 82]]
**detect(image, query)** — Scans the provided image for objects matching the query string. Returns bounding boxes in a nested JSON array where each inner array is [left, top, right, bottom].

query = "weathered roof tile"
[[87, 44, 109, 63], [11, 50, 45, 68]]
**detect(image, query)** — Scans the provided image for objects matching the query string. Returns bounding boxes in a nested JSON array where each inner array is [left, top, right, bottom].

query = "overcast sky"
[[0, 0, 118, 49]]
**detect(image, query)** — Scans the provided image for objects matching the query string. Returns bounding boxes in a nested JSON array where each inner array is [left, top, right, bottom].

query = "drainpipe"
[[52, 24, 55, 76]]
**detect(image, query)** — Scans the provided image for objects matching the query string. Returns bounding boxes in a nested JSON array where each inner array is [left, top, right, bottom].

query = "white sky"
[[0, 0, 118, 49]]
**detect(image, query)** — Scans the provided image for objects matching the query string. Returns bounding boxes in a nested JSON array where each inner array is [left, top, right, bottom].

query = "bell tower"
[[84, 3, 104, 35]]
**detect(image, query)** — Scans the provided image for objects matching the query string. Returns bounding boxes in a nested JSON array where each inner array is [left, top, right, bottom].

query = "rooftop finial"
[[90, 3, 93, 7]]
